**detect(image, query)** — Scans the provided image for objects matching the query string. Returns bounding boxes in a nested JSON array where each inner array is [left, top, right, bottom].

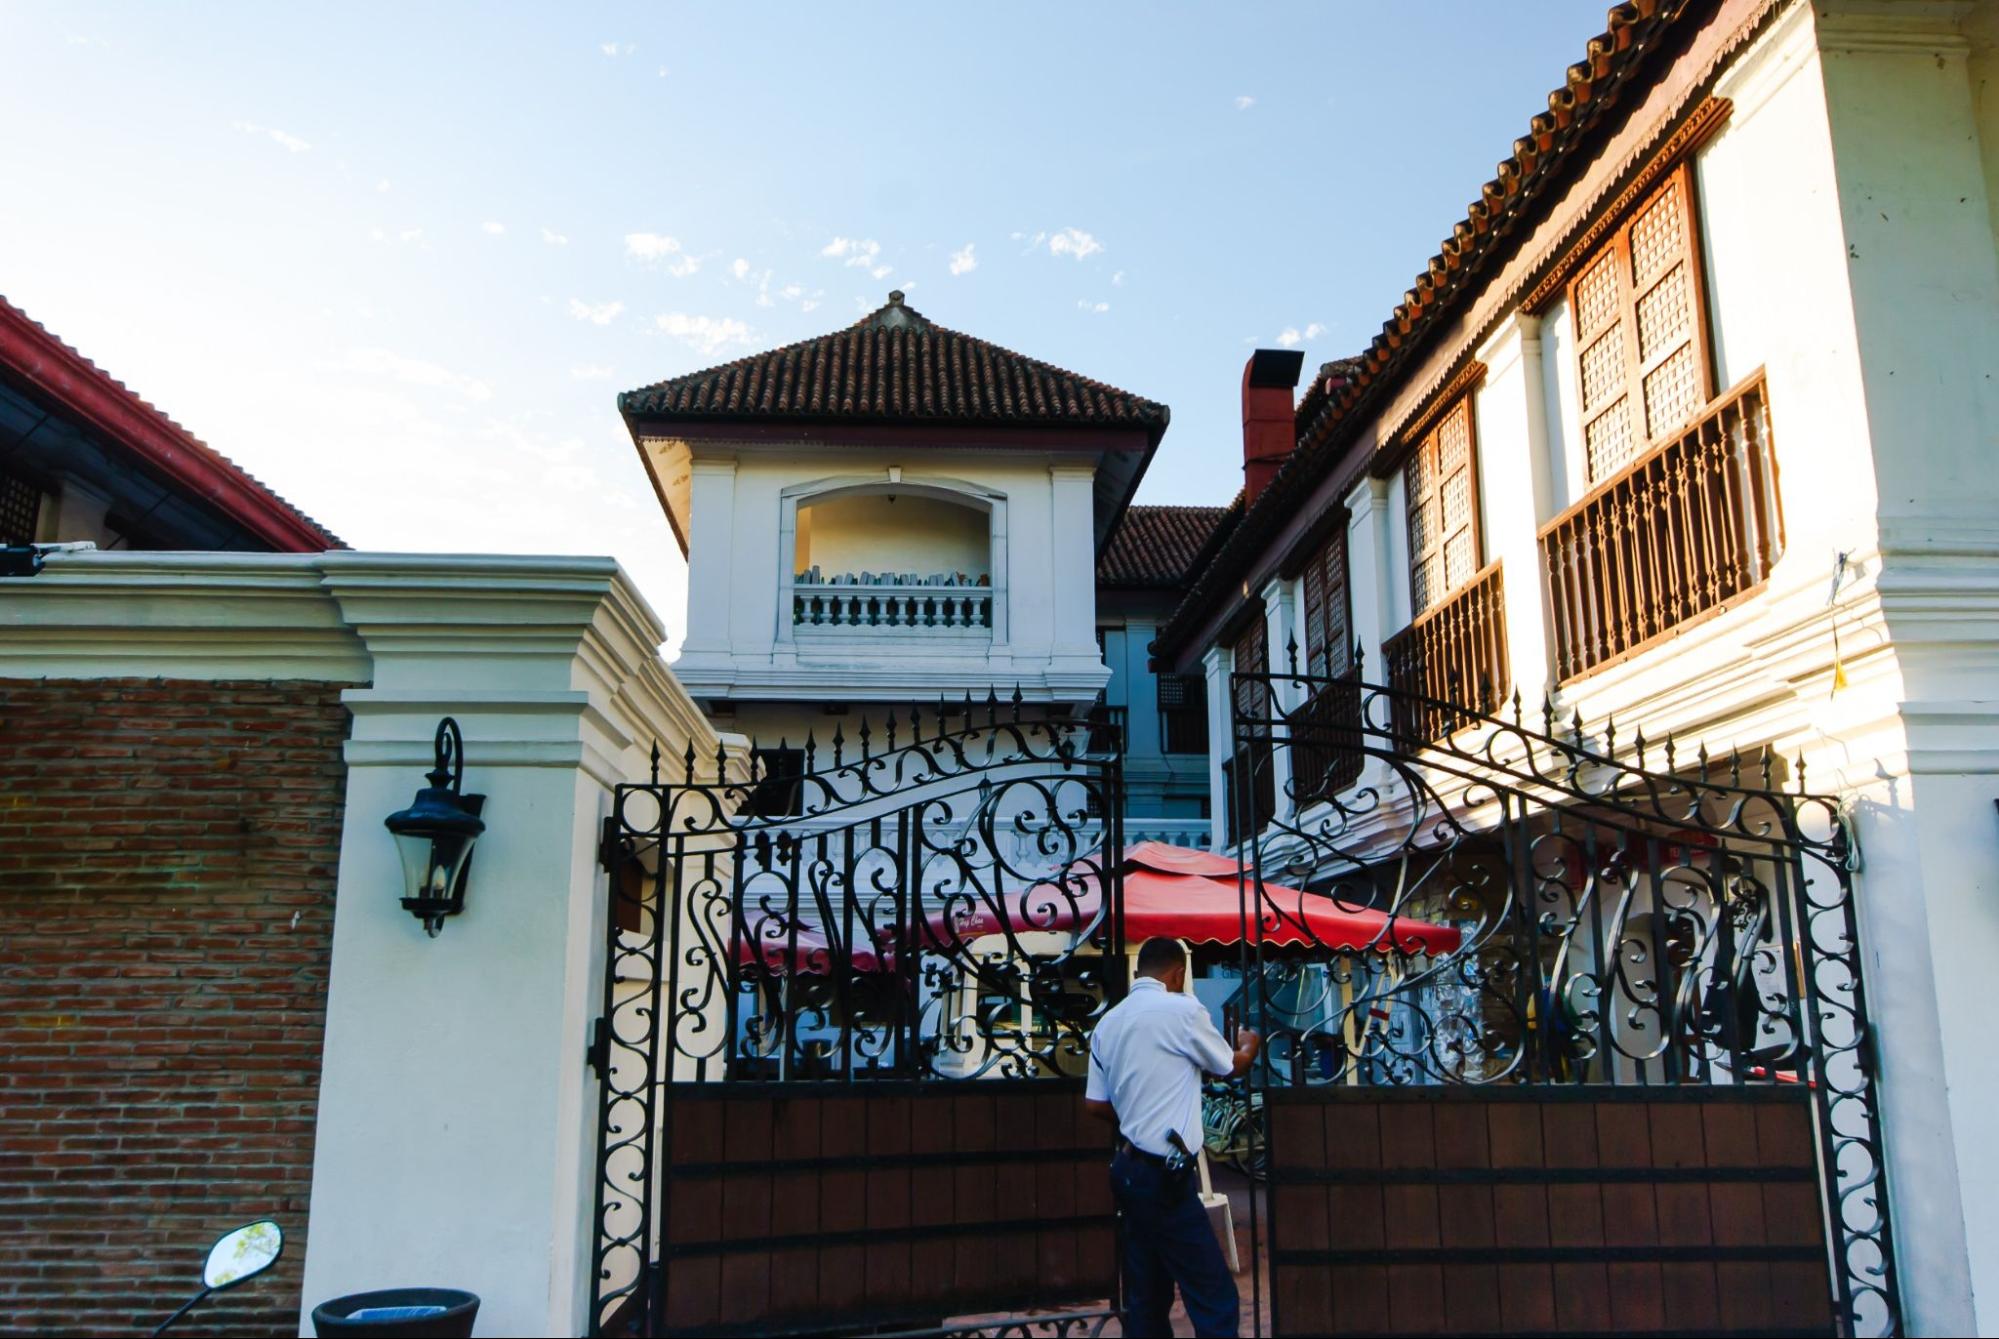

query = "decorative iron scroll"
[[589, 693, 1124, 1336], [1228, 662, 1898, 1338]]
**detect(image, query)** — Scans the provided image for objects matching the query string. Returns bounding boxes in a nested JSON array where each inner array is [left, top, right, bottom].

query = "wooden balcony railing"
[[1539, 370, 1781, 682], [1382, 559, 1510, 743]]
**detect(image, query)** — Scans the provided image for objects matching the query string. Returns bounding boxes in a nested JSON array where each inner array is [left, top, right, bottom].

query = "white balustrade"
[[792, 572, 993, 631]]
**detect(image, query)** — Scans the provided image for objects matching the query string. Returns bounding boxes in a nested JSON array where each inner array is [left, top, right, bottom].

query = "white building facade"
[[1153, 3, 1999, 1332]]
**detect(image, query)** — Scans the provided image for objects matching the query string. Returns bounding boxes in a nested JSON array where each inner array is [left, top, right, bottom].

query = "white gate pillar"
[[298, 556, 719, 1338]]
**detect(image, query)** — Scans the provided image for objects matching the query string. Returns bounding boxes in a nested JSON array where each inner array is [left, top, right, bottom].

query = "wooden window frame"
[[1402, 391, 1484, 618], [1566, 160, 1716, 484]]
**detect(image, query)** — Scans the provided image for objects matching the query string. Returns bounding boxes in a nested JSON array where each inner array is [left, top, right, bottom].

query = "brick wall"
[[0, 678, 352, 1337]]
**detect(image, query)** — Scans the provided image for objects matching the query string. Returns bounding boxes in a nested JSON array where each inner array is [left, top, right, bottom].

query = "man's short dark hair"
[[1135, 937, 1187, 977]]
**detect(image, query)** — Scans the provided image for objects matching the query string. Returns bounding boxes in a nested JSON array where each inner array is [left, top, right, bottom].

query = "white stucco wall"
[[795, 490, 990, 580], [673, 448, 1107, 705]]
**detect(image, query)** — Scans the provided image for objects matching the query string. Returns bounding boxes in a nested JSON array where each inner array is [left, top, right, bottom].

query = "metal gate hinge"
[[586, 1016, 609, 1080]]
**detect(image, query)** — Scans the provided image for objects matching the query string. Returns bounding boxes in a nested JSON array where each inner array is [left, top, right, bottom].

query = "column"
[[300, 555, 719, 1337], [1261, 577, 1298, 818], [1473, 313, 1554, 706], [1048, 465, 1100, 663], [1202, 645, 1231, 850], [1343, 476, 1394, 678], [674, 457, 738, 671]]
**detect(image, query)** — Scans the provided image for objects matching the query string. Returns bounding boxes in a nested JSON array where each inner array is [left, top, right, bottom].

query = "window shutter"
[[1404, 394, 1480, 617], [1302, 527, 1352, 678], [1570, 163, 1712, 483]]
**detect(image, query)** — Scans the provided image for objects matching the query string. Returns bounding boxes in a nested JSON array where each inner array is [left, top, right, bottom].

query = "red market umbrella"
[[928, 842, 1461, 956]]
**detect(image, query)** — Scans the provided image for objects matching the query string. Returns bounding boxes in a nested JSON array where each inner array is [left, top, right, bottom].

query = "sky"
[[0, 2, 1609, 643]]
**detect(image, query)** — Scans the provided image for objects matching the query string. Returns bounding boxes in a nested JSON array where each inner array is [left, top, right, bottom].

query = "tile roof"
[[1155, 0, 1711, 665], [1097, 503, 1232, 589], [0, 296, 343, 552], [619, 292, 1169, 442]]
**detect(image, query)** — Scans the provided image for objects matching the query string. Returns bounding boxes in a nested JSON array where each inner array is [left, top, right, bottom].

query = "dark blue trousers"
[[1110, 1147, 1239, 1338]]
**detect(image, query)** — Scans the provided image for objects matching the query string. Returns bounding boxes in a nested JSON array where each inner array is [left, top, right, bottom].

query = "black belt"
[[1118, 1139, 1169, 1167]]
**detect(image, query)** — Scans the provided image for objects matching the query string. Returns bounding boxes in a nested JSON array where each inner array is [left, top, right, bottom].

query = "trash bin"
[[310, 1288, 479, 1338]]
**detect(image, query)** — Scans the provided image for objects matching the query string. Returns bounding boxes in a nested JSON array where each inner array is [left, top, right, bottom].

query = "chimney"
[[1241, 348, 1306, 502]]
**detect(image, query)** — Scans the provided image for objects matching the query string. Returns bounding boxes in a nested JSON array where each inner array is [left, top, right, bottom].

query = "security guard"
[[1084, 937, 1260, 1338]]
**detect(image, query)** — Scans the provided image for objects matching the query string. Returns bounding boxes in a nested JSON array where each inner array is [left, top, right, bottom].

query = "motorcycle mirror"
[[202, 1221, 283, 1291]]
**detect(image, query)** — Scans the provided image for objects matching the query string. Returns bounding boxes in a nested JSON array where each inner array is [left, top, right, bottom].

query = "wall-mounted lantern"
[[384, 718, 486, 937]]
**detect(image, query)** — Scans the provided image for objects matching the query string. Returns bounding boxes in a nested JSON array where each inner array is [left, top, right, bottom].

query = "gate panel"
[[1228, 664, 1899, 1337], [655, 1083, 1116, 1336], [1265, 1087, 1833, 1337], [589, 702, 1125, 1337]]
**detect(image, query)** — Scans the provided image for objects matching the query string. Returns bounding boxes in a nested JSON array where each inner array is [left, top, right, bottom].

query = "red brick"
[[0, 676, 350, 1337]]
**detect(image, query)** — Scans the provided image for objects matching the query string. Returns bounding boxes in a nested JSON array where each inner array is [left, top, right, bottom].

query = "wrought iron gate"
[[588, 697, 1124, 1336], [1226, 660, 1899, 1337]]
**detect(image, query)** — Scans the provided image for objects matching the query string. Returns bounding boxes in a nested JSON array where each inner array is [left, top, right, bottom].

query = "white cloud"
[[541, 227, 569, 246], [481, 221, 506, 236], [600, 41, 634, 56], [232, 121, 310, 153], [570, 365, 616, 380], [822, 237, 885, 270], [338, 348, 492, 401], [870, 264, 893, 280], [657, 65, 670, 78], [948, 243, 977, 276], [1235, 95, 1256, 111], [731, 257, 751, 281], [1276, 321, 1329, 348], [625, 232, 683, 261], [397, 227, 423, 244], [801, 299, 821, 313], [668, 255, 701, 278], [1048, 228, 1103, 261], [568, 298, 625, 325], [655, 312, 754, 356], [1077, 299, 1110, 315], [375, 178, 391, 193], [1112, 270, 1126, 286]]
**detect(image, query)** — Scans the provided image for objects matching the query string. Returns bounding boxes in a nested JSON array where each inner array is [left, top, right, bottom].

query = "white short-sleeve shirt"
[[1085, 976, 1236, 1157]]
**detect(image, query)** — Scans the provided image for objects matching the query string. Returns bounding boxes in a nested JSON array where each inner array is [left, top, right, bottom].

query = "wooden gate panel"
[[1265, 1087, 1833, 1338], [658, 1082, 1115, 1337]]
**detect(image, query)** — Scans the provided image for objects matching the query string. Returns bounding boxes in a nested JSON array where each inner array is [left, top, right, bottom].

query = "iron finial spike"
[[1728, 746, 1742, 787], [831, 720, 845, 768], [1760, 743, 1775, 790], [1664, 733, 1677, 771], [804, 729, 817, 772], [1285, 633, 1298, 674], [858, 715, 873, 759], [1511, 687, 1523, 725], [884, 710, 897, 751], [1011, 683, 1024, 721], [1796, 750, 1808, 794], [649, 739, 662, 785], [1352, 639, 1365, 674], [1697, 742, 1710, 782], [908, 704, 921, 744], [683, 738, 697, 784]]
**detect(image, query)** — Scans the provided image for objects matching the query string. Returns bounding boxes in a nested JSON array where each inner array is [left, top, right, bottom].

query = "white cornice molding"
[[1813, 0, 1974, 54], [0, 552, 370, 680], [0, 551, 720, 783]]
